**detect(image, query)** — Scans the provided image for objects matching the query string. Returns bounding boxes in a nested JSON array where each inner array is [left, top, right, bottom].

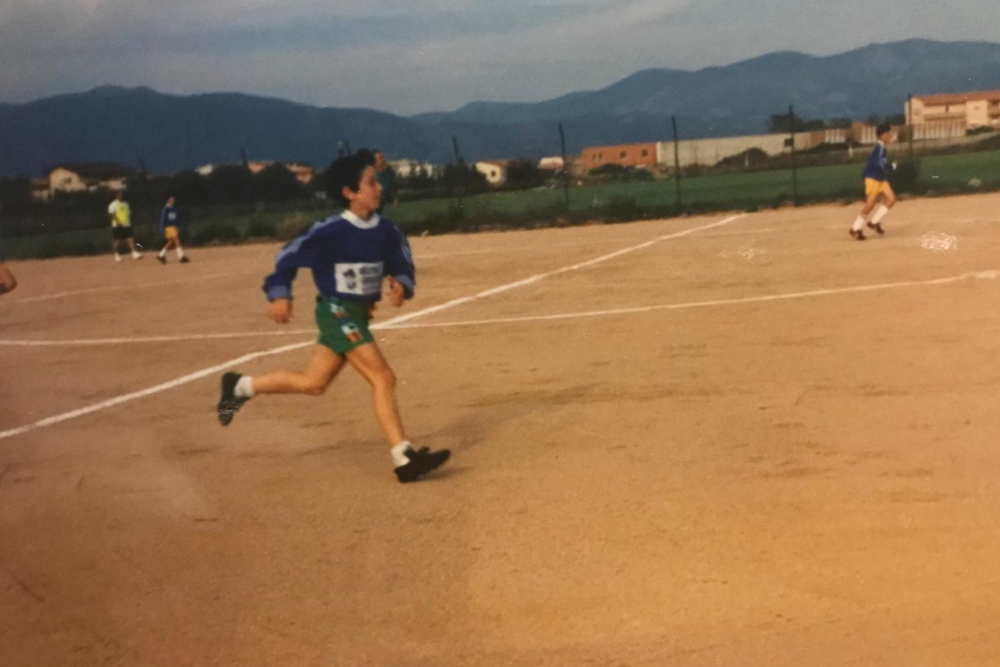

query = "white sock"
[[234, 376, 255, 399], [159, 248, 167, 258], [871, 204, 889, 225], [176, 247, 185, 260], [852, 215, 866, 232], [132, 250, 141, 259], [115, 253, 122, 262], [391, 441, 414, 467]]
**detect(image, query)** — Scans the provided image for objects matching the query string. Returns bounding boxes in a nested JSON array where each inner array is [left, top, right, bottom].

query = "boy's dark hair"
[[876, 123, 892, 137], [325, 149, 375, 206]]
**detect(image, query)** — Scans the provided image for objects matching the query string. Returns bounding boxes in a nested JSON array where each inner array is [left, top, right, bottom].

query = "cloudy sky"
[[0, 0, 996, 115]]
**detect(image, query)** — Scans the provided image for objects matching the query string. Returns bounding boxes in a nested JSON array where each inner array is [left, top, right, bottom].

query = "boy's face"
[[879, 130, 892, 143], [343, 165, 382, 214]]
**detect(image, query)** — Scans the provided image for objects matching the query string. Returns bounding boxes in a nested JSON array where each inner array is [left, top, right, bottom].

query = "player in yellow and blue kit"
[[108, 190, 143, 261], [216, 149, 450, 483], [849, 124, 897, 241]]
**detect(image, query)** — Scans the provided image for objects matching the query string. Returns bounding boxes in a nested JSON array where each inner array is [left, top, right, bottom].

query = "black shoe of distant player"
[[157, 255, 167, 264], [849, 229, 866, 241], [180, 256, 191, 264], [217, 372, 248, 426], [394, 446, 451, 483], [866, 221, 885, 235]]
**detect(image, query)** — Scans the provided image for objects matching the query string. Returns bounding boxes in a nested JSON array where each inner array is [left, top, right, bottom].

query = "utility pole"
[[788, 104, 798, 206], [672, 115, 682, 210], [558, 123, 570, 210], [907, 94, 914, 159], [451, 135, 464, 213]]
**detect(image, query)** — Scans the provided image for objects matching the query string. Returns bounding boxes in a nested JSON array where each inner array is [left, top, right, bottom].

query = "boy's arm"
[[880, 146, 894, 174], [384, 225, 416, 304], [261, 223, 326, 304]]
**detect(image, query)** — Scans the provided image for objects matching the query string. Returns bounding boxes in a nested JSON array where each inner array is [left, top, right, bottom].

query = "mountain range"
[[2, 39, 999, 177]]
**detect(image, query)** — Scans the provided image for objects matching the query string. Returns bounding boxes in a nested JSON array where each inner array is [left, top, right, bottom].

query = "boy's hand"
[[385, 277, 405, 307], [268, 298, 293, 323]]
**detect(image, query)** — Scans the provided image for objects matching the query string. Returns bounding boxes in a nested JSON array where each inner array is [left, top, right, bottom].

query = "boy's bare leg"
[[253, 345, 346, 396], [345, 342, 405, 446], [851, 192, 880, 237], [0, 263, 16, 295]]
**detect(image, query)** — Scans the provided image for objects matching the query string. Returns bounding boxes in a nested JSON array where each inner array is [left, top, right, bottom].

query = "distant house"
[[285, 163, 316, 185], [908, 90, 1000, 132], [475, 160, 509, 185], [47, 163, 136, 195], [579, 143, 656, 172], [389, 159, 443, 180], [246, 160, 315, 184], [538, 156, 565, 171], [30, 177, 52, 202]]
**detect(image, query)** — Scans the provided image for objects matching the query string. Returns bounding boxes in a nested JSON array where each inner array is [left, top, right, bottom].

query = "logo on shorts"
[[341, 322, 363, 343]]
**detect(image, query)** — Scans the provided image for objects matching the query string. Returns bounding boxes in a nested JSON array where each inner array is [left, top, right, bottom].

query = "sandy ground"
[[1, 193, 999, 666]]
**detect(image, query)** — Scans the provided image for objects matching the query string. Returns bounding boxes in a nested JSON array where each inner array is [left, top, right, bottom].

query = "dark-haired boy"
[[217, 149, 450, 483], [850, 123, 897, 241]]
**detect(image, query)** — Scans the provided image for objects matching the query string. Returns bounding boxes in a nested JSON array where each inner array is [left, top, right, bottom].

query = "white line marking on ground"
[[0, 330, 316, 347], [6, 271, 252, 304], [380, 270, 999, 330], [0, 214, 745, 441], [0, 342, 312, 441]]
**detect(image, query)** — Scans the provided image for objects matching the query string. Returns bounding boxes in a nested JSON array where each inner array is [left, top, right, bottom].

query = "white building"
[[475, 161, 508, 185]]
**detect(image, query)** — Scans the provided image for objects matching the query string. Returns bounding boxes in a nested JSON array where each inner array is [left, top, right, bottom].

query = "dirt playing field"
[[2, 193, 999, 667]]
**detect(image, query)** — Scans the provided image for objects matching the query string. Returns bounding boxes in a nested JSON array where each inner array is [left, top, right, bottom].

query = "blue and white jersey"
[[262, 210, 415, 303], [160, 204, 182, 230], [862, 142, 893, 182]]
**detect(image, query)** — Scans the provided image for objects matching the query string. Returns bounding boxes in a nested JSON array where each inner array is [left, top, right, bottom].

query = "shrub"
[[191, 222, 243, 246], [889, 158, 921, 194], [276, 212, 313, 241], [245, 219, 279, 239]]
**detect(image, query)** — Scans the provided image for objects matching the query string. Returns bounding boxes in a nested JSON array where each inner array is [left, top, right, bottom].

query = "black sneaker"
[[180, 257, 191, 264], [849, 229, 866, 241], [866, 221, 884, 235], [157, 255, 167, 264], [217, 372, 248, 426], [394, 446, 451, 483]]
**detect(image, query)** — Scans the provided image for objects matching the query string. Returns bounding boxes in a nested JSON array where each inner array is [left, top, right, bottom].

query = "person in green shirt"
[[373, 150, 398, 215]]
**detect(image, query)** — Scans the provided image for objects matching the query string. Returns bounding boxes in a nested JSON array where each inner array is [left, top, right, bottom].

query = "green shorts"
[[314, 296, 375, 355]]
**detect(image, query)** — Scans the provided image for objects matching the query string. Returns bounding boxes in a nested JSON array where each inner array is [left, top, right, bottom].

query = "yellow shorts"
[[864, 178, 893, 199], [164, 226, 180, 241]]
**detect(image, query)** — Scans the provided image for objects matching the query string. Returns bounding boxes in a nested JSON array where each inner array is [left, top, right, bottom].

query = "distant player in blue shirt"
[[157, 196, 191, 264], [216, 149, 450, 483], [850, 123, 897, 241]]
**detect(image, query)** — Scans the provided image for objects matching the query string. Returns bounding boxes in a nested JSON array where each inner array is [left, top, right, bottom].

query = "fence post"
[[558, 123, 570, 211], [672, 115, 682, 211], [788, 104, 798, 206], [451, 135, 465, 214]]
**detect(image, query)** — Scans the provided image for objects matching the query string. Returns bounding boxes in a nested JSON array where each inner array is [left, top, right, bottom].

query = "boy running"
[[157, 196, 191, 264], [850, 123, 897, 241], [216, 149, 450, 483]]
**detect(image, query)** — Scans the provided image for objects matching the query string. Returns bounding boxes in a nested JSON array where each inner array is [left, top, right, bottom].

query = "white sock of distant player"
[[131, 250, 141, 259], [871, 204, 889, 225], [115, 253, 122, 262], [176, 246, 185, 260], [391, 441, 414, 467], [159, 248, 167, 258], [234, 376, 255, 398], [852, 215, 866, 232]]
